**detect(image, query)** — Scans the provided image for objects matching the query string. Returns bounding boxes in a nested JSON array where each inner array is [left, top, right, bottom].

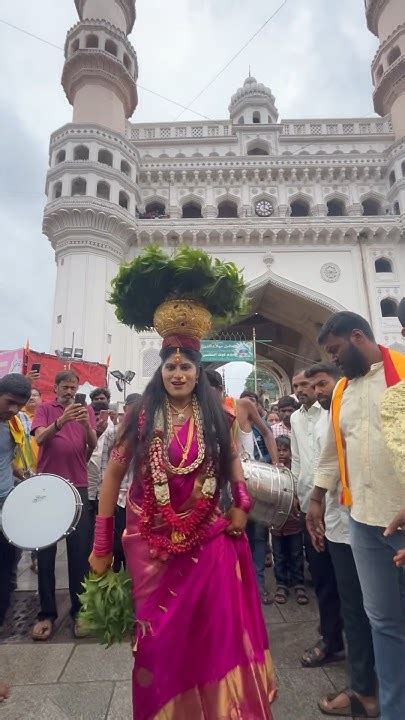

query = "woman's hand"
[[89, 552, 113, 576], [225, 506, 248, 537]]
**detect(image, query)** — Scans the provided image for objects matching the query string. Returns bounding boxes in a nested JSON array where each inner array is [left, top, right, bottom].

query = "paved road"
[[0, 548, 355, 720]]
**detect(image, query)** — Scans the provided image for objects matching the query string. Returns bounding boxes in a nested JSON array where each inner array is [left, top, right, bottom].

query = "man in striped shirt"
[[271, 396, 298, 438]]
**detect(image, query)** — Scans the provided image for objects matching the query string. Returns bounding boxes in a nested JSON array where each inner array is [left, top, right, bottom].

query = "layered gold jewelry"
[[168, 400, 191, 423], [164, 396, 205, 475]]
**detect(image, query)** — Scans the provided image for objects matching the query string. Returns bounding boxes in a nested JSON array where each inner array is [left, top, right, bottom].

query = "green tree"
[[244, 369, 274, 393]]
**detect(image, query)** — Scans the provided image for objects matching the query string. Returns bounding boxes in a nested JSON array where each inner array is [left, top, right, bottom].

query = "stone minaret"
[[43, 0, 140, 372], [366, 0, 405, 212]]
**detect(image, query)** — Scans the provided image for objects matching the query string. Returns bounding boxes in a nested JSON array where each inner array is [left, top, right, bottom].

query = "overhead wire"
[[0, 17, 211, 120], [174, 0, 289, 120]]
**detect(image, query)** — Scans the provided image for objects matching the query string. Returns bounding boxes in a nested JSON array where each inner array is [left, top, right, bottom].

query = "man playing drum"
[[31, 370, 97, 640]]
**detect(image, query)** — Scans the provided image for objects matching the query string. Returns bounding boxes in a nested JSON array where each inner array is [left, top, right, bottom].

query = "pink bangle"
[[93, 516, 114, 557], [232, 482, 252, 513]]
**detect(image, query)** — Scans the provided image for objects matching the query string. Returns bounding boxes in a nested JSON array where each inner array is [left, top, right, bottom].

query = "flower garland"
[[139, 396, 219, 556]]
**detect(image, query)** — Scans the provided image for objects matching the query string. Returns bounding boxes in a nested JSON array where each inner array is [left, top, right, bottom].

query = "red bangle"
[[93, 516, 114, 557], [232, 482, 252, 513]]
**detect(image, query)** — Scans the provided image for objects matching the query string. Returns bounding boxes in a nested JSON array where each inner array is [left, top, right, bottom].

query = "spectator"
[[271, 435, 307, 605], [101, 393, 141, 571], [0, 374, 31, 637], [87, 400, 110, 526], [89, 387, 111, 404], [267, 411, 280, 426], [272, 396, 298, 438], [31, 371, 97, 641]]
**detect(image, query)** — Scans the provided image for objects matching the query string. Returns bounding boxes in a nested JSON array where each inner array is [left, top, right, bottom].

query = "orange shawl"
[[331, 346, 405, 506]]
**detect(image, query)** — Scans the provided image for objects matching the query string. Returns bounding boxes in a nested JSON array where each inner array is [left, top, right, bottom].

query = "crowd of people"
[[0, 304, 404, 719]]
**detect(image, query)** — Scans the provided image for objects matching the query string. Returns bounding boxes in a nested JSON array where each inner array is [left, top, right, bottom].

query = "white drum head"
[[2, 474, 78, 550]]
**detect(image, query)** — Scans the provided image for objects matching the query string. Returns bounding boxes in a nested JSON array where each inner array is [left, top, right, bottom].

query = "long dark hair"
[[121, 347, 232, 486]]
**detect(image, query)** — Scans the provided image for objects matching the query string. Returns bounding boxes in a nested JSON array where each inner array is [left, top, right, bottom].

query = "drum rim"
[[1, 473, 83, 550]]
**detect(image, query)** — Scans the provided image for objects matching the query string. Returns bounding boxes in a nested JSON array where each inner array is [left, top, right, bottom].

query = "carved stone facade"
[[42, 0, 405, 397]]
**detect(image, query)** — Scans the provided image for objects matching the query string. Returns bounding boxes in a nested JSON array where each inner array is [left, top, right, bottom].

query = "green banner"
[[201, 340, 254, 363]]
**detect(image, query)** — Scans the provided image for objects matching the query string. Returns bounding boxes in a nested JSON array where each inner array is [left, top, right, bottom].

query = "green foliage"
[[109, 245, 248, 331], [79, 569, 134, 647], [244, 369, 275, 393]]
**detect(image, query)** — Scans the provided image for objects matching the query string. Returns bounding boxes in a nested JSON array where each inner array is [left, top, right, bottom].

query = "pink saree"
[[123, 419, 277, 719]]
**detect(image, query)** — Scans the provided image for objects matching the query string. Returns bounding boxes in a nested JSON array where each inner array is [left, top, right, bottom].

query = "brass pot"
[[153, 299, 212, 340]]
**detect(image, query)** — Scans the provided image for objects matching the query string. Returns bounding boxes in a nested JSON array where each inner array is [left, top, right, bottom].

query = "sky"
[[0, 0, 379, 386]]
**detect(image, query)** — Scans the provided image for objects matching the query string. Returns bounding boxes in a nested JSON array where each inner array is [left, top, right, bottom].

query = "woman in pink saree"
[[91, 338, 276, 719]]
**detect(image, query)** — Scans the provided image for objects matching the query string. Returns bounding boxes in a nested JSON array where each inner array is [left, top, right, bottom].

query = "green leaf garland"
[[79, 569, 134, 647]]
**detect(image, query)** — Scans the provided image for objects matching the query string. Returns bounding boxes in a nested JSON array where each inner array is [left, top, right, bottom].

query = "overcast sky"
[[0, 0, 378, 357]]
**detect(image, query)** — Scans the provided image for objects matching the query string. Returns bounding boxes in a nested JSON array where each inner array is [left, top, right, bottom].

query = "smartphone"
[[75, 393, 87, 406], [31, 363, 41, 373]]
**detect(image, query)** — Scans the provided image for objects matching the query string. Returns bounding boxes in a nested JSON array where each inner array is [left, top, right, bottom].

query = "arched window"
[[86, 34, 98, 48], [247, 145, 269, 156], [394, 201, 401, 215], [362, 198, 381, 216], [327, 198, 346, 216], [375, 257, 393, 273], [74, 145, 89, 161], [71, 38, 80, 54], [218, 200, 238, 218], [376, 64, 384, 80], [290, 199, 310, 217], [123, 53, 131, 71], [53, 182, 62, 200], [120, 160, 131, 177], [252, 111, 261, 124], [105, 39, 118, 57], [55, 149, 66, 164], [145, 202, 166, 218], [402, 161, 405, 177], [119, 191, 129, 209], [380, 297, 398, 317], [98, 149, 113, 167], [387, 46, 401, 66], [389, 170, 396, 187], [71, 178, 86, 196], [182, 201, 202, 218], [238, 116, 245, 124], [96, 181, 110, 200]]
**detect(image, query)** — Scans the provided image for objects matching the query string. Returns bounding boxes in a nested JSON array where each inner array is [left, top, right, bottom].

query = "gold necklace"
[[164, 396, 205, 475], [168, 400, 191, 422], [173, 417, 195, 467]]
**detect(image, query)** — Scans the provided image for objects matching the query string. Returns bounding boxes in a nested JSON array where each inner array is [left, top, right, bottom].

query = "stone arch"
[[246, 138, 270, 156], [55, 149, 66, 164], [360, 191, 385, 216], [375, 256, 393, 273], [74, 144, 89, 161], [96, 181, 110, 201], [86, 34, 99, 49], [387, 46, 401, 66], [324, 192, 348, 217], [380, 297, 398, 317], [251, 191, 278, 217], [288, 191, 313, 217], [71, 177, 86, 196], [215, 192, 241, 218], [180, 192, 205, 218]]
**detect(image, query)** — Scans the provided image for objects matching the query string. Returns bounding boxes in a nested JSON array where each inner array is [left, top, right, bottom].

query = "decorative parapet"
[[62, 49, 137, 117], [365, 0, 390, 36], [74, 0, 136, 34]]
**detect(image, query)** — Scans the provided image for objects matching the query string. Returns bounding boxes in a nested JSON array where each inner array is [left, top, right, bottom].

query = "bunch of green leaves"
[[79, 569, 134, 647], [109, 245, 248, 331]]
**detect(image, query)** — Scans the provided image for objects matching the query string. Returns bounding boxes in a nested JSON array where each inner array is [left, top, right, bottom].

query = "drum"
[[241, 458, 295, 531], [1, 474, 83, 550]]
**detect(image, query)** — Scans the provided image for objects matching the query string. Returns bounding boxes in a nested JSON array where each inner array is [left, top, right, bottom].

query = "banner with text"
[[201, 341, 254, 363]]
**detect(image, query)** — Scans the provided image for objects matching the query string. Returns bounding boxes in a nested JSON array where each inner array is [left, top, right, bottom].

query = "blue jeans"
[[246, 520, 268, 591], [349, 517, 405, 720]]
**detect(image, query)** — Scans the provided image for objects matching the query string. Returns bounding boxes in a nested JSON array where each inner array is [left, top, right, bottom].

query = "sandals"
[[32, 618, 54, 642], [274, 585, 289, 604], [294, 585, 309, 605], [319, 689, 380, 717], [0, 682, 10, 702], [301, 639, 345, 668], [260, 590, 273, 605]]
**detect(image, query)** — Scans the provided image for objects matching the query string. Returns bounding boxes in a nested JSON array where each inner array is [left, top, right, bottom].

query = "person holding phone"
[[30, 370, 97, 640]]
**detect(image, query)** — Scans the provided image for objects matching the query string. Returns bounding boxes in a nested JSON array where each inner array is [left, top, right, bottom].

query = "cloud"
[[0, 0, 380, 354]]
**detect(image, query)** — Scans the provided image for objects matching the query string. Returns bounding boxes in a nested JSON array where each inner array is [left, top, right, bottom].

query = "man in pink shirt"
[[31, 370, 97, 640]]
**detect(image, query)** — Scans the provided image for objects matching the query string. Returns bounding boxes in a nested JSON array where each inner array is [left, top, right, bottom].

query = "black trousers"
[[113, 505, 127, 572], [272, 532, 305, 587], [0, 528, 17, 626], [304, 525, 344, 654], [37, 488, 92, 621], [328, 540, 377, 696]]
